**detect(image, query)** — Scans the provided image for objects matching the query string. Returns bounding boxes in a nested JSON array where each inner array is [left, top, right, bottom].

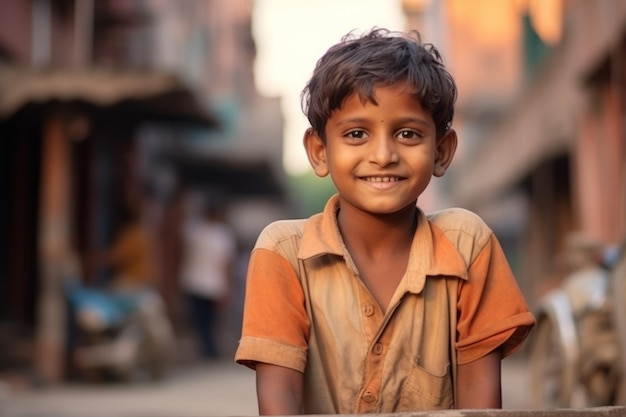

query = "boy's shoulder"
[[426, 207, 493, 258], [426, 207, 490, 232], [254, 217, 312, 250]]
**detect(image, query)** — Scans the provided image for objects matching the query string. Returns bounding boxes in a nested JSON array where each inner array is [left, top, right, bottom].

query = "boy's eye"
[[397, 130, 422, 140], [346, 130, 367, 139]]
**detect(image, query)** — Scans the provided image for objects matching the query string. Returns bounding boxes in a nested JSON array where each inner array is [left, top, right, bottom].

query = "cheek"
[[325, 146, 354, 167], [408, 148, 436, 165]]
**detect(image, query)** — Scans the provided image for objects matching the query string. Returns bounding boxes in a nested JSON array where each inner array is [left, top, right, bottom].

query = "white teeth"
[[364, 177, 399, 182]]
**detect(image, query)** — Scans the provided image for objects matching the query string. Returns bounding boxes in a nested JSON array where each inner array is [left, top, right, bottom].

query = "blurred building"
[[403, 0, 625, 302], [0, 0, 287, 384]]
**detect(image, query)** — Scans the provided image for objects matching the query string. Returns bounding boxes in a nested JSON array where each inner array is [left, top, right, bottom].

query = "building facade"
[[0, 0, 287, 384]]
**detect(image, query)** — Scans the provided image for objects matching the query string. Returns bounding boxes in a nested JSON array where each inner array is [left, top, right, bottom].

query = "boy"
[[235, 28, 535, 414]]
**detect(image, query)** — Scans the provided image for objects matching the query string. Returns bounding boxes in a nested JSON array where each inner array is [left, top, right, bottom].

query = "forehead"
[[325, 85, 436, 135], [339, 83, 428, 116]]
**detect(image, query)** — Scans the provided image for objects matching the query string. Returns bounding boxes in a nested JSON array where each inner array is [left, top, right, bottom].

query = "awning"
[[0, 65, 219, 127], [452, 104, 572, 207], [451, 58, 579, 207], [176, 155, 286, 198]]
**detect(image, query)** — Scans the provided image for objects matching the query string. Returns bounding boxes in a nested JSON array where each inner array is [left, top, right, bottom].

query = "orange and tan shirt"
[[235, 195, 534, 413]]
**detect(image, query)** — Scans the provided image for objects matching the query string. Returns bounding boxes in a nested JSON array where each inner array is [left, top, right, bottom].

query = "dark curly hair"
[[301, 28, 457, 141]]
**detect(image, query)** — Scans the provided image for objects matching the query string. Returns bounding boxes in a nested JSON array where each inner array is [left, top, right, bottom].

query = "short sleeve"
[[455, 234, 535, 364], [235, 247, 310, 372]]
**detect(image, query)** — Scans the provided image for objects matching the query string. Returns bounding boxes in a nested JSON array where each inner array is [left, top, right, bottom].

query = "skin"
[[256, 363, 303, 415], [256, 83, 501, 414], [457, 349, 502, 408]]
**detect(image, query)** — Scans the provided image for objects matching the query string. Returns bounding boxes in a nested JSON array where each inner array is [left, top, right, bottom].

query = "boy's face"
[[304, 83, 457, 215]]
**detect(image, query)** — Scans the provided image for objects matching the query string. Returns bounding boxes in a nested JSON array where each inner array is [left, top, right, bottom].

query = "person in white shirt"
[[180, 197, 237, 360]]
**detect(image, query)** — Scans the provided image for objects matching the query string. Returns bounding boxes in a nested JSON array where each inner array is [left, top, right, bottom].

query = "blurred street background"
[[1, 357, 531, 417], [0, 0, 625, 415]]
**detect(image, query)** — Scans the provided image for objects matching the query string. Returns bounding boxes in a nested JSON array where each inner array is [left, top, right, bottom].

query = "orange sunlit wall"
[[444, 0, 563, 107], [445, 0, 522, 107]]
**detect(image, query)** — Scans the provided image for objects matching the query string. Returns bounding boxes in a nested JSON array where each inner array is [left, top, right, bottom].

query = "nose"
[[369, 136, 399, 167]]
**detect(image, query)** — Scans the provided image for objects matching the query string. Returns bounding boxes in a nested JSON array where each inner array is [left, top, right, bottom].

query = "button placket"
[[355, 283, 386, 413], [362, 391, 376, 403]]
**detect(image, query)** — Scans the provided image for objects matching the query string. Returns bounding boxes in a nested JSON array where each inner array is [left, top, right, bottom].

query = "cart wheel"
[[529, 316, 589, 408]]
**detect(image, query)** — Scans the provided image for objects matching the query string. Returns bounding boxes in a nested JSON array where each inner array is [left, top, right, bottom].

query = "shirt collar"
[[298, 194, 468, 293], [298, 194, 345, 259], [405, 209, 469, 294]]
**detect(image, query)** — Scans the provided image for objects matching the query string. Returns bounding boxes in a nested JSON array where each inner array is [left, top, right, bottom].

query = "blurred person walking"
[[180, 196, 237, 360]]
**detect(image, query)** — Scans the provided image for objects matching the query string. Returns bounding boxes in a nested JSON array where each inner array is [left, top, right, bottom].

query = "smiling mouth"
[[362, 176, 402, 182]]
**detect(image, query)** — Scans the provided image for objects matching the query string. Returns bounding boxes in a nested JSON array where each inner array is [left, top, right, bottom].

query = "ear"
[[303, 128, 330, 178], [433, 128, 457, 177]]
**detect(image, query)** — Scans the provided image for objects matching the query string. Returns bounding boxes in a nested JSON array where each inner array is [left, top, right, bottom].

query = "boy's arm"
[[456, 349, 502, 409], [256, 363, 303, 415]]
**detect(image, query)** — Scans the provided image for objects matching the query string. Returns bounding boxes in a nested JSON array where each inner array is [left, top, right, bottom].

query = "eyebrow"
[[333, 117, 368, 128], [334, 116, 433, 128], [395, 116, 433, 127]]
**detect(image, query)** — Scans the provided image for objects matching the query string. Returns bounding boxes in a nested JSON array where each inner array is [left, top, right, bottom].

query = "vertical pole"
[[35, 114, 71, 383], [74, 0, 94, 68]]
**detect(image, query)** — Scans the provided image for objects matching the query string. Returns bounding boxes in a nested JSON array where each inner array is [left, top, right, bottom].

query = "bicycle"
[[529, 233, 625, 408]]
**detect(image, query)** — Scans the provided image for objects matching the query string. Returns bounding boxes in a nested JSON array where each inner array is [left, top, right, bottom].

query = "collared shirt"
[[235, 195, 535, 413]]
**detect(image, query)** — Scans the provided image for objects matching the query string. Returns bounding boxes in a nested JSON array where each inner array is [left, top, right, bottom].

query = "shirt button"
[[362, 391, 376, 403], [373, 343, 383, 355], [362, 304, 375, 316]]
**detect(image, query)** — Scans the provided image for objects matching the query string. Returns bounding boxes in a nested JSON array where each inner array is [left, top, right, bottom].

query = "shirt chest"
[[299, 256, 455, 413]]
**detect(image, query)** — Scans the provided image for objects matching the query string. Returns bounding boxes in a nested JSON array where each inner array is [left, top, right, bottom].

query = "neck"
[[337, 202, 417, 257]]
